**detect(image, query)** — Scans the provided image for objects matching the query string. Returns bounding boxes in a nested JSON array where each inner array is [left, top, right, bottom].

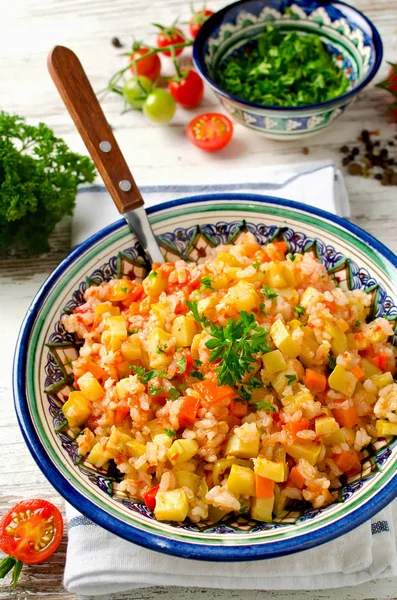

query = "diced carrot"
[[255, 475, 275, 498], [158, 263, 175, 278], [304, 369, 327, 393], [272, 241, 288, 254], [177, 395, 200, 428], [324, 301, 337, 313], [192, 379, 235, 405], [138, 297, 151, 315], [75, 357, 105, 381], [229, 399, 248, 418], [332, 405, 359, 428], [175, 298, 189, 315], [351, 365, 365, 381], [225, 414, 242, 430], [120, 282, 145, 307], [332, 450, 361, 476], [283, 418, 310, 441], [252, 249, 271, 264], [114, 406, 130, 424], [289, 466, 306, 489]]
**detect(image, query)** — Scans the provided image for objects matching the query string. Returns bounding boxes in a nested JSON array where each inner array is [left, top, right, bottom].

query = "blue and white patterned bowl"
[[14, 195, 397, 561], [193, 0, 383, 139]]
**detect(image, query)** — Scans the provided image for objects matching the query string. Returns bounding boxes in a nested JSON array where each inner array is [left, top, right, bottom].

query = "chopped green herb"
[[285, 374, 297, 384], [168, 388, 180, 400], [215, 25, 350, 107], [190, 370, 204, 380], [148, 270, 158, 279], [259, 302, 266, 315], [127, 328, 139, 335], [262, 286, 278, 301], [199, 275, 213, 291], [156, 346, 165, 354], [131, 365, 165, 384], [295, 305, 306, 317], [164, 428, 177, 438], [120, 286, 129, 293], [253, 401, 277, 412], [176, 355, 187, 374], [328, 355, 337, 371], [102, 424, 111, 435], [288, 254, 296, 262], [252, 260, 261, 270], [239, 502, 249, 514], [194, 358, 203, 366], [355, 320, 361, 327], [249, 376, 263, 389], [149, 385, 165, 396]]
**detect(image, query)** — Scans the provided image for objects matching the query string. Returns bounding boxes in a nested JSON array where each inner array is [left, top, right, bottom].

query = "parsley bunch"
[[215, 26, 350, 107], [0, 112, 95, 253]]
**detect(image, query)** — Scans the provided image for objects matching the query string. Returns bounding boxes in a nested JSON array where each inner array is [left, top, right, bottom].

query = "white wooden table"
[[0, 0, 396, 598]]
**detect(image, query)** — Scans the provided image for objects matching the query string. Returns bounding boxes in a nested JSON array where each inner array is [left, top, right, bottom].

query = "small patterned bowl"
[[193, 0, 383, 139], [14, 195, 397, 561]]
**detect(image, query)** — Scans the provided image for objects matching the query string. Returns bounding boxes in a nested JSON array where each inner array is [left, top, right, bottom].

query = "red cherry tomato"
[[189, 9, 214, 38], [143, 485, 160, 511], [155, 25, 186, 57], [186, 113, 233, 152], [168, 70, 204, 108], [129, 47, 161, 82]]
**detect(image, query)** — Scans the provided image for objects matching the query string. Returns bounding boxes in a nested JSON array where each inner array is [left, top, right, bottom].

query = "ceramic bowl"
[[193, 0, 383, 139], [14, 194, 397, 561]]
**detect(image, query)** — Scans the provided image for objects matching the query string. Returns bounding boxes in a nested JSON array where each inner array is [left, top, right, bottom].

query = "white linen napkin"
[[65, 161, 396, 595], [71, 160, 349, 247]]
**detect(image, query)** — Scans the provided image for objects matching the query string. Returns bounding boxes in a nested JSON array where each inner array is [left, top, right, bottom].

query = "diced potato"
[[299, 335, 320, 368], [341, 427, 356, 445], [371, 372, 394, 389], [153, 433, 173, 449], [105, 315, 128, 351], [273, 483, 288, 517], [328, 364, 358, 397], [288, 318, 302, 331], [215, 252, 243, 267], [77, 372, 104, 401], [196, 297, 218, 319], [87, 442, 111, 468], [285, 442, 322, 466], [174, 470, 201, 493], [270, 319, 300, 358], [264, 264, 295, 288], [281, 389, 314, 414], [250, 496, 274, 522], [278, 289, 299, 305], [300, 287, 322, 309], [171, 315, 197, 347], [324, 320, 347, 356], [323, 428, 345, 446], [223, 280, 259, 312], [116, 360, 131, 378], [263, 350, 287, 374], [225, 431, 260, 459], [226, 464, 255, 496], [362, 358, 382, 378], [151, 302, 168, 327], [126, 439, 147, 457], [116, 377, 135, 401], [146, 419, 165, 438], [167, 439, 199, 465], [120, 334, 141, 361], [315, 416, 339, 436], [94, 302, 120, 317], [376, 420, 397, 437], [154, 488, 189, 521], [147, 327, 172, 369], [253, 456, 285, 482], [109, 279, 135, 302], [142, 270, 166, 298], [210, 273, 232, 290], [190, 333, 205, 359], [106, 429, 133, 457], [366, 321, 390, 343], [62, 391, 91, 428]]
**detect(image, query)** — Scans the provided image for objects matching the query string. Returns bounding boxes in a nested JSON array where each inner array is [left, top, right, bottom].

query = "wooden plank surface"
[[0, 0, 396, 598]]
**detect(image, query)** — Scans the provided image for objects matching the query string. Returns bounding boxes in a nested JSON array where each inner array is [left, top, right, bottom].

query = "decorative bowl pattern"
[[193, 0, 383, 139], [14, 195, 397, 561]]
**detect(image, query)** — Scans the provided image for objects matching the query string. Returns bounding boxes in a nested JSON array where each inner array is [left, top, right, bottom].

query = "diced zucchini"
[[106, 429, 133, 457], [126, 439, 147, 457], [171, 315, 197, 347], [362, 358, 382, 378], [77, 372, 104, 401], [328, 364, 358, 397], [147, 327, 172, 368], [371, 372, 394, 389], [285, 442, 321, 466], [215, 252, 243, 267], [105, 315, 128, 351], [142, 270, 166, 298], [253, 456, 285, 482], [315, 416, 339, 436], [208, 505, 228, 523], [324, 320, 347, 356], [223, 280, 259, 311], [226, 464, 255, 496], [299, 335, 320, 368], [174, 470, 201, 493], [225, 431, 260, 459], [273, 484, 288, 517], [270, 319, 300, 358], [146, 419, 165, 438], [62, 391, 91, 428], [323, 428, 345, 446], [300, 287, 323, 308], [120, 334, 141, 361], [263, 349, 287, 374], [167, 439, 199, 465], [341, 427, 356, 445], [278, 289, 299, 305], [87, 442, 111, 468], [250, 496, 274, 522], [376, 420, 397, 436], [94, 302, 120, 317], [154, 488, 189, 521]]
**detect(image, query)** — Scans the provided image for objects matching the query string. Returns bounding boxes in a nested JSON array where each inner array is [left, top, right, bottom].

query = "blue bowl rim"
[[13, 193, 397, 562], [193, 0, 383, 113]]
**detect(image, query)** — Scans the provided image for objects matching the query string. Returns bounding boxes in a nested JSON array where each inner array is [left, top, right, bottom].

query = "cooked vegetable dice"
[[376, 420, 397, 436], [226, 464, 255, 496], [270, 319, 300, 358], [263, 349, 287, 374], [151, 302, 168, 327], [371, 372, 394, 389], [147, 327, 172, 368], [225, 431, 260, 459], [253, 456, 285, 482], [153, 433, 173, 449], [77, 372, 104, 401], [142, 270, 166, 298], [87, 442, 111, 468], [323, 428, 345, 446], [250, 496, 274, 522], [167, 439, 199, 465], [154, 488, 189, 521], [106, 429, 133, 457], [328, 364, 358, 397], [94, 302, 120, 317], [120, 334, 141, 361], [315, 416, 339, 436], [171, 315, 197, 347], [273, 484, 288, 517], [361, 358, 382, 378], [324, 320, 347, 356], [300, 286, 322, 308], [62, 391, 91, 428], [174, 470, 201, 493], [109, 279, 135, 301], [104, 315, 128, 351], [126, 439, 147, 457], [285, 442, 321, 465], [223, 280, 259, 311]]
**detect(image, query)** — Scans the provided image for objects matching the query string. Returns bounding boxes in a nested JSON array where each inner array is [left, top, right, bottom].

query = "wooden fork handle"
[[48, 45, 144, 214]]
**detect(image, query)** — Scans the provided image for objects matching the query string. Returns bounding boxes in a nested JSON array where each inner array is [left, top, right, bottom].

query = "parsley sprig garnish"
[[131, 365, 165, 384], [199, 275, 213, 291], [261, 286, 278, 301]]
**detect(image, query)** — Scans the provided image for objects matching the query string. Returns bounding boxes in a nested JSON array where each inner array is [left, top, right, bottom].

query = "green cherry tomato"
[[123, 76, 153, 110], [143, 89, 176, 124]]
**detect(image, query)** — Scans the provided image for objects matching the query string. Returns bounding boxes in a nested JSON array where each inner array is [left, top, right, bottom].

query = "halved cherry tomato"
[[187, 113, 233, 152], [154, 24, 185, 57], [189, 9, 214, 38], [129, 46, 161, 81], [143, 485, 160, 511], [0, 500, 63, 587], [168, 70, 204, 108]]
